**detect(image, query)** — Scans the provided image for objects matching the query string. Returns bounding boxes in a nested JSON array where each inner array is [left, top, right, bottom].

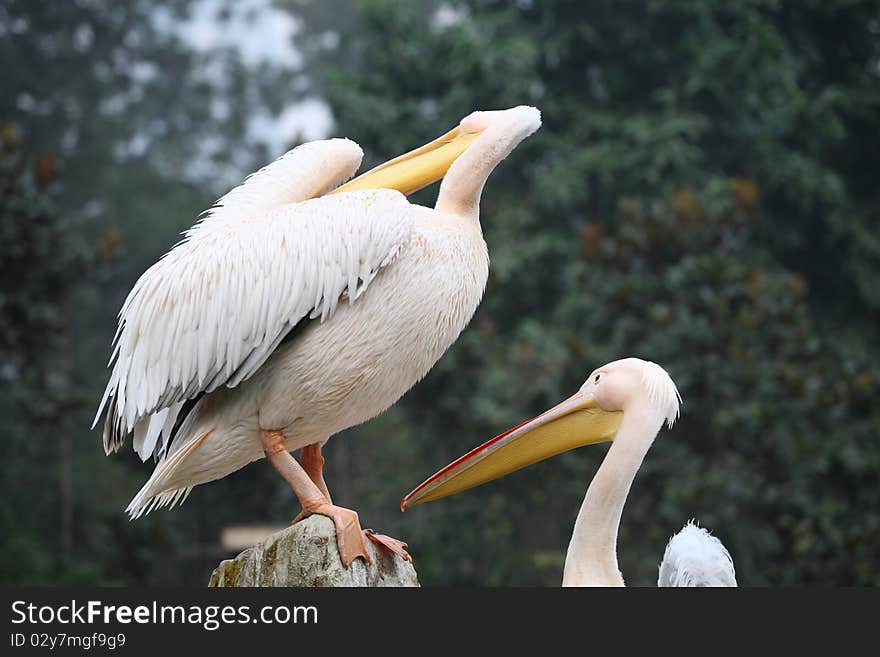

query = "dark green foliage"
[[0, 128, 92, 583]]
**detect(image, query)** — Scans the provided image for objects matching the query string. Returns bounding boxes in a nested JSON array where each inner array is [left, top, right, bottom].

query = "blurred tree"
[[0, 126, 97, 583]]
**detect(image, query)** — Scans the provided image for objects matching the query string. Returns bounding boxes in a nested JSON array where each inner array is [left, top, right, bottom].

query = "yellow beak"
[[401, 392, 622, 510], [329, 124, 481, 197]]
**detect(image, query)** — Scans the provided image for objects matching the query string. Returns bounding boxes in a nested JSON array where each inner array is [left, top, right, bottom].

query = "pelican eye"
[[594, 374, 601, 383]]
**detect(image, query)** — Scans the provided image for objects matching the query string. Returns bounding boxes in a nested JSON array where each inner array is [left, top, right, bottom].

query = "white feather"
[[658, 520, 737, 587], [639, 359, 682, 429], [133, 407, 168, 462]]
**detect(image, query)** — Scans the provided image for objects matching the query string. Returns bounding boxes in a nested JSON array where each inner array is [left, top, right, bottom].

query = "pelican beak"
[[330, 124, 482, 197], [401, 392, 622, 510]]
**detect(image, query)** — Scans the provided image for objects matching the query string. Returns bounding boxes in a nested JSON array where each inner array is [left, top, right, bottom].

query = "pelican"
[[401, 358, 737, 586], [95, 105, 541, 567]]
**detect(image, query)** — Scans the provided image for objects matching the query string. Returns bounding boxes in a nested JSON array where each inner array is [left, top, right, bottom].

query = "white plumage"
[[95, 139, 367, 458], [99, 188, 412, 460], [658, 521, 737, 587], [94, 106, 542, 531]]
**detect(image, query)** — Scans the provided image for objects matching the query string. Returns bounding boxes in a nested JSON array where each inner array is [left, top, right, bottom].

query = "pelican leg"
[[260, 430, 370, 567], [300, 442, 412, 563], [300, 443, 332, 502]]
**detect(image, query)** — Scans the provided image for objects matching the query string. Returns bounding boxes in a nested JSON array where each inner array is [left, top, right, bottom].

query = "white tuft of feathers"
[[658, 520, 737, 587], [639, 359, 682, 429]]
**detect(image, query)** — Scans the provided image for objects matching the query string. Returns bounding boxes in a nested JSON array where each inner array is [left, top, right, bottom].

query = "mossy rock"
[[208, 515, 419, 587]]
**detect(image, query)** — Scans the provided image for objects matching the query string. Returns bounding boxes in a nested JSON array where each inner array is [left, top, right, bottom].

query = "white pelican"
[[401, 357, 737, 586], [95, 105, 542, 567]]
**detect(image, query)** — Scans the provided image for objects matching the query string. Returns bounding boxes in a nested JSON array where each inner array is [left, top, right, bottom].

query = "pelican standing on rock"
[[95, 106, 542, 566], [402, 357, 737, 586]]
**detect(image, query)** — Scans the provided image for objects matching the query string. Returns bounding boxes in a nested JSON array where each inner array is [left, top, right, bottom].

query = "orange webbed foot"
[[364, 529, 412, 563], [293, 503, 371, 567]]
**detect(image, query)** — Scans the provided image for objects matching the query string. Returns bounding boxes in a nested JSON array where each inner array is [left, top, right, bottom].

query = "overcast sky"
[[158, 0, 334, 155]]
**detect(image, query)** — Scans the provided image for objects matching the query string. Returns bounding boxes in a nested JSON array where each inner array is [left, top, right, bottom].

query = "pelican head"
[[401, 358, 680, 509], [333, 106, 541, 217], [582, 358, 680, 429]]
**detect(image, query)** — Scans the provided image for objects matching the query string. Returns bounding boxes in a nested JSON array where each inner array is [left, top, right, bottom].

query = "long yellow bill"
[[330, 124, 481, 196], [401, 392, 622, 510]]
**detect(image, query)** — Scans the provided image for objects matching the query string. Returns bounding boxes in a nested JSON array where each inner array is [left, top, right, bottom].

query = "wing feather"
[[197, 138, 363, 229], [97, 177, 413, 460], [96, 138, 365, 456]]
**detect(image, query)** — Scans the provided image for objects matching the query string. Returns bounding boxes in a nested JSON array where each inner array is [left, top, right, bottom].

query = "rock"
[[208, 515, 419, 587]]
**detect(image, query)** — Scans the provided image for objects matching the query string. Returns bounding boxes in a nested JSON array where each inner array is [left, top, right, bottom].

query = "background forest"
[[2, 0, 878, 586]]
